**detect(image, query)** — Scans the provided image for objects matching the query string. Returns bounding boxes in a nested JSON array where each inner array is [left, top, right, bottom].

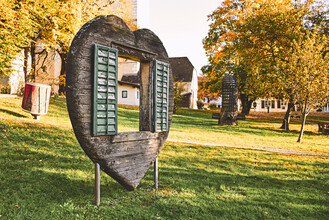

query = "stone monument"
[[219, 75, 238, 126]]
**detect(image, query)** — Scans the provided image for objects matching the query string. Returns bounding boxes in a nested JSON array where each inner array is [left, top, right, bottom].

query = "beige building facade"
[[0, 40, 61, 95]]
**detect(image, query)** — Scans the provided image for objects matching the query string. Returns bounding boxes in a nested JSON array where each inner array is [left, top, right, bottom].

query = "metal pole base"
[[33, 115, 40, 120], [95, 163, 100, 206], [154, 157, 158, 189]]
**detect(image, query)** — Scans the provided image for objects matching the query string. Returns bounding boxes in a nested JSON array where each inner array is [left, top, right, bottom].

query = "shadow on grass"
[[0, 108, 28, 118], [0, 114, 328, 219], [136, 152, 328, 219], [172, 114, 322, 138], [0, 122, 97, 217], [115, 106, 319, 139]]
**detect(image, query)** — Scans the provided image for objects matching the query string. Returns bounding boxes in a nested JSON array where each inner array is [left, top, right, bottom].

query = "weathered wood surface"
[[66, 15, 173, 190]]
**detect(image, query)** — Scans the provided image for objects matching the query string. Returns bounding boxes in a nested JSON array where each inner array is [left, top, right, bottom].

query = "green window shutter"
[[93, 44, 118, 136], [153, 60, 170, 132]]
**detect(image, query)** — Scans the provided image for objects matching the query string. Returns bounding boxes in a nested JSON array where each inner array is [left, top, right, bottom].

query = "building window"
[[137, 91, 139, 99], [277, 100, 281, 108], [261, 100, 265, 109], [282, 102, 286, 109], [122, 90, 127, 98], [271, 100, 275, 108]]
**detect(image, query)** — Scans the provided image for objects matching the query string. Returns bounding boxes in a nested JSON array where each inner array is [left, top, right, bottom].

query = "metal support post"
[[33, 115, 40, 120], [154, 157, 158, 189], [95, 163, 100, 206]]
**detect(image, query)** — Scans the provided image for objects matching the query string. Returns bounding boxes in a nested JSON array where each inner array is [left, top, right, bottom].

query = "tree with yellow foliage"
[[0, 0, 135, 86], [278, 31, 329, 142], [204, 0, 329, 141], [54, 0, 136, 93], [0, 0, 34, 77], [203, 0, 269, 115]]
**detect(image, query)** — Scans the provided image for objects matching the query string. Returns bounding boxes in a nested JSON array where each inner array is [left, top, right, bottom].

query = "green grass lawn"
[[0, 97, 328, 219], [170, 109, 329, 155]]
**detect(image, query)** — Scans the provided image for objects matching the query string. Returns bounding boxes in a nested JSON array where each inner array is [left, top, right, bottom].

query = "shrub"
[[197, 100, 204, 109], [0, 84, 11, 94], [174, 81, 185, 113], [209, 103, 217, 109]]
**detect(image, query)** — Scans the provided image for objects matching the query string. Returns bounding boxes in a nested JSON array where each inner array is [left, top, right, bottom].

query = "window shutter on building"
[[153, 60, 170, 132], [93, 44, 118, 136]]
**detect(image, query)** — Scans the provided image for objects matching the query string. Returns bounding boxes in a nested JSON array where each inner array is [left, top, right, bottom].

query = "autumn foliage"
[[203, 0, 329, 141], [0, 0, 135, 81]]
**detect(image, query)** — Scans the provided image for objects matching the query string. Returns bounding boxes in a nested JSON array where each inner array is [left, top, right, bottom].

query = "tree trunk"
[[297, 111, 307, 143], [240, 94, 247, 113], [243, 99, 253, 115], [30, 42, 36, 82], [58, 52, 68, 94], [240, 94, 254, 116], [280, 101, 295, 131], [23, 47, 30, 83]]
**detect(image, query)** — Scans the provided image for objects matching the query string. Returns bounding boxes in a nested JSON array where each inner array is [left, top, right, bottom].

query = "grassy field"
[[0, 97, 328, 219], [170, 109, 329, 155]]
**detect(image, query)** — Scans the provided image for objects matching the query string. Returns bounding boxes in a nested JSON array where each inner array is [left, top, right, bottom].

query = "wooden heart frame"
[[66, 15, 173, 191]]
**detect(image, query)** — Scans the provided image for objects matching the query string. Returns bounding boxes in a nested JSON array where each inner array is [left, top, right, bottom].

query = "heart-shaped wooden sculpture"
[[66, 15, 173, 191]]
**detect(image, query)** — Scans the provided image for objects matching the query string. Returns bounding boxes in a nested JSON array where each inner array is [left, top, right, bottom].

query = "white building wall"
[[190, 68, 198, 109], [0, 51, 25, 94], [118, 58, 139, 81], [132, 0, 137, 23], [322, 103, 329, 112], [250, 98, 289, 112], [118, 84, 140, 106]]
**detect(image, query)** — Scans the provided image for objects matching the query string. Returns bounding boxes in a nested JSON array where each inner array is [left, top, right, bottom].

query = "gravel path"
[[167, 139, 329, 157]]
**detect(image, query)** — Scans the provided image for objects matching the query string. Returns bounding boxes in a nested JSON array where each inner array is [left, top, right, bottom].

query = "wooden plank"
[[139, 62, 152, 131]]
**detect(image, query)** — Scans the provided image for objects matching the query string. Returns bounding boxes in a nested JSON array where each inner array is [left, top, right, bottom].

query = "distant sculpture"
[[219, 75, 238, 125]]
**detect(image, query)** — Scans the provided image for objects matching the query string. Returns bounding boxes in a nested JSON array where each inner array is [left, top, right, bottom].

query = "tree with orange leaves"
[[203, 0, 268, 115], [198, 76, 220, 101], [0, 0, 135, 87], [203, 0, 329, 142]]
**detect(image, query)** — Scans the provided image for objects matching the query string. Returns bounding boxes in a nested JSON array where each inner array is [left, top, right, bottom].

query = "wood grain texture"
[[66, 15, 173, 190]]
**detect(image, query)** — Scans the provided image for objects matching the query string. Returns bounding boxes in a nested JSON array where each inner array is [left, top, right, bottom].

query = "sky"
[[137, 0, 221, 74]]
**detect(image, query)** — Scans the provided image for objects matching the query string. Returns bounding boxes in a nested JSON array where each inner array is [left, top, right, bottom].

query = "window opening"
[[261, 100, 265, 109], [122, 90, 128, 98], [271, 100, 275, 109], [117, 57, 140, 132]]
